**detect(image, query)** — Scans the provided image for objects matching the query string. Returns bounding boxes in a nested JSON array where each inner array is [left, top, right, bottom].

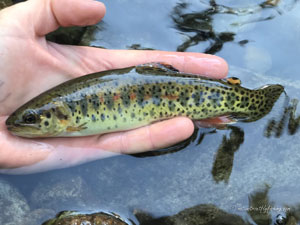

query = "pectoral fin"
[[66, 123, 88, 132]]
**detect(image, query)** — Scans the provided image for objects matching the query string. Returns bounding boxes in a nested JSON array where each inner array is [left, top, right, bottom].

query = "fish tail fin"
[[261, 84, 285, 100], [244, 84, 284, 122]]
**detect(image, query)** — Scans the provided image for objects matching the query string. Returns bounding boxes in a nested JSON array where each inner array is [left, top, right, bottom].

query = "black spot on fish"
[[168, 101, 176, 111], [91, 94, 100, 111], [152, 96, 161, 106], [150, 109, 155, 117], [46, 112, 51, 118], [101, 113, 105, 121], [104, 91, 114, 110], [118, 105, 122, 114], [121, 90, 130, 108], [79, 98, 88, 116]]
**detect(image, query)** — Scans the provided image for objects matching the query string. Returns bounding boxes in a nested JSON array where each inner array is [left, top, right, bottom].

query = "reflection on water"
[[265, 97, 300, 138], [248, 184, 273, 225], [2, 0, 300, 225], [212, 126, 244, 183], [171, 2, 235, 53], [170, 0, 295, 54]]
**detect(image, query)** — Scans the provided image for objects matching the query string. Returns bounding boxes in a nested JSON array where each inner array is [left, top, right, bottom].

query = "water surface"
[[1, 0, 300, 224]]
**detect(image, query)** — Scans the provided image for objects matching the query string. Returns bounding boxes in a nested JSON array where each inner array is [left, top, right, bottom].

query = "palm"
[[0, 0, 227, 174], [0, 31, 103, 115]]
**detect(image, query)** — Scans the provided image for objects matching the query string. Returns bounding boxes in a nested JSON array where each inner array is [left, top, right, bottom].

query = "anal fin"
[[194, 116, 237, 129]]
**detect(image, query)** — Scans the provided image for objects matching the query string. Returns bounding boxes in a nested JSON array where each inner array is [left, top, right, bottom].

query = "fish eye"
[[23, 111, 38, 124]]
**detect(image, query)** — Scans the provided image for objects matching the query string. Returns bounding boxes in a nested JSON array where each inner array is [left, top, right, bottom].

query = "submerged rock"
[[0, 179, 30, 225], [30, 174, 95, 210], [135, 204, 251, 225], [42, 211, 129, 225]]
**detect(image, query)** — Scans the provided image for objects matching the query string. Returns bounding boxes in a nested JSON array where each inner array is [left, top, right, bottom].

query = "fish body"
[[6, 63, 284, 138]]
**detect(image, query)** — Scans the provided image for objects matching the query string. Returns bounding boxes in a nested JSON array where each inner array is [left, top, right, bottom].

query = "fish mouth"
[[6, 122, 40, 136]]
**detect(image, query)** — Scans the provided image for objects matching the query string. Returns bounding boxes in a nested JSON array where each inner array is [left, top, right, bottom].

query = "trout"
[[6, 63, 284, 138]]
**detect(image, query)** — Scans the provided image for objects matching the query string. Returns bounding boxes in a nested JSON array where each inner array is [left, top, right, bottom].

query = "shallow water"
[[1, 0, 300, 224]]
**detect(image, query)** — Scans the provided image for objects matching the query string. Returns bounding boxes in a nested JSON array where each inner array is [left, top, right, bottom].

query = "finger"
[[0, 117, 193, 172], [60, 47, 229, 79], [0, 117, 51, 169], [97, 117, 195, 154], [50, 0, 106, 28], [1, 0, 105, 37], [43, 117, 194, 154], [105, 50, 228, 78]]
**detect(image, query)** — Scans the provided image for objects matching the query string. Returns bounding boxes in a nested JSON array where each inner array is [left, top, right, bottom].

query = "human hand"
[[0, 0, 228, 174]]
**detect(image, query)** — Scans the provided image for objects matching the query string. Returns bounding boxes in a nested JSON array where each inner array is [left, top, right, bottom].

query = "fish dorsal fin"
[[136, 62, 179, 74], [226, 77, 241, 85]]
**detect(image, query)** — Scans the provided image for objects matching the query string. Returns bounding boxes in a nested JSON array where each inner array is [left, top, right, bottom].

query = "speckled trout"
[[6, 63, 284, 138]]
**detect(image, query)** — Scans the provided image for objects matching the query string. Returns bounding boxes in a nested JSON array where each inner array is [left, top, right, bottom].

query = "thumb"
[[50, 0, 106, 28], [1, 0, 106, 37]]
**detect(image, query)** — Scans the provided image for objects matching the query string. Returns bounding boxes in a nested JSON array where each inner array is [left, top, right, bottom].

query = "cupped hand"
[[0, 0, 228, 174]]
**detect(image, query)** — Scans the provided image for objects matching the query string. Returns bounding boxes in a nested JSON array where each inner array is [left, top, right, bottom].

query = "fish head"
[[6, 102, 70, 138]]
